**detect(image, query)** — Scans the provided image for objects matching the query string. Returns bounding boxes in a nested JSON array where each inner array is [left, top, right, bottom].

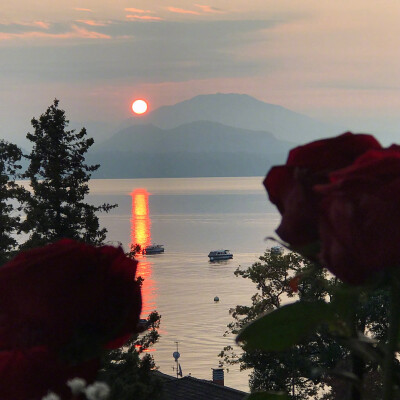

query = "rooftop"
[[155, 371, 248, 400]]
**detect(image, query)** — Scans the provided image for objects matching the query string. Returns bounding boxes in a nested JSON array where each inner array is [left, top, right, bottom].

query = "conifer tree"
[[22, 99, 116, 248], [0, 140, 26, 264]]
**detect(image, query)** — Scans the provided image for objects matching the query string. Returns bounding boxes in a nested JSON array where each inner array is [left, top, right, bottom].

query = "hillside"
[[124, 93, 344, 143], [88, 93, 346, 178], [89, 120, 294, 178], [93, 120, 292, 154]]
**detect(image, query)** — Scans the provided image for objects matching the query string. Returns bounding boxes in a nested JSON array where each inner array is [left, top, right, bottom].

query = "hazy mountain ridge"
[[89, 93, 344, 178], [124, 93, 344, 143], [89, 151, 283, 179], [93, 120, 294, 155]]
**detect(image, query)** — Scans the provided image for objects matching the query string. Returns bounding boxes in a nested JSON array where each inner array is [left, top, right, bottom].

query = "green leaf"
[[330, 286, 362, 316], [290, 241, 321, 261], [265, 236, 321, 262], [328, 369, 361, 385], [339, 336, 382, 364], [237, 300, 334, 351], [246, 392, 290, 400]]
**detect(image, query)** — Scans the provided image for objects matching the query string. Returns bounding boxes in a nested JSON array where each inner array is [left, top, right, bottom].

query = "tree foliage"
[[98, 311, 163, 400], [220, 248, 389, 399], [22, 99, 116, 248], [0, 140, 27, 264], [0, 100, 164, 399]]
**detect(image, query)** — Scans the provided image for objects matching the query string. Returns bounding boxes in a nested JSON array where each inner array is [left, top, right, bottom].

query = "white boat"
[[208, 249, 233, 261], [271, 245, 283, 255], [142, 244, 165, 254]]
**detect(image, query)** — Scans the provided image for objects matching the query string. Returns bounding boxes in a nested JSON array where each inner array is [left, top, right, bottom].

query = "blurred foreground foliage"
[[99, 311, 163, 400], [220, 249, 390, 399]]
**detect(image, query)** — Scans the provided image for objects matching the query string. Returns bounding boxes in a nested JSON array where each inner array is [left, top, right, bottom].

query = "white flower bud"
[[41, 392, 61, 400], [67, 377, 87, 395], [85, 381, 110, 400]]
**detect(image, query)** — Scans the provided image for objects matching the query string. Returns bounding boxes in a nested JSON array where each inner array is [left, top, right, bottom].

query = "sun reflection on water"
[[130, 188, 157, 316]]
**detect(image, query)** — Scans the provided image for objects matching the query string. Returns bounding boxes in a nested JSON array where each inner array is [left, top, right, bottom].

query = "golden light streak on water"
[[131, 189, 151, 248], [133, 189, 149, 217], [130, 188, 157, 317]]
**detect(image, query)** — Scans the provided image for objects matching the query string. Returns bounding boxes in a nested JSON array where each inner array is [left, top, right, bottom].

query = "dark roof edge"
[[153, 370, 248, 395]]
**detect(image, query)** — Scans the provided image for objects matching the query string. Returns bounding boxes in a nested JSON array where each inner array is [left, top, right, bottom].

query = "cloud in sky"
[[125, 8, 154, 13], [123, 7, 161, 20], [75, 20, 111, 26], [126, 15, 163, 21], [195, 4, 224, 14], [0, 23, 111, 41], [0, 19, 276, 81], [74, 8, 93, 12], [30, 21, 50, 29], [1, 21, 51, 32], [167, 7, 201, 15]]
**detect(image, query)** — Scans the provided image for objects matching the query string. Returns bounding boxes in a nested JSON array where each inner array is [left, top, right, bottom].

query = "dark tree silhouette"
[[99, 311, 162, 400], [0, 140, 26, 264], [22, 99, 116, 248]]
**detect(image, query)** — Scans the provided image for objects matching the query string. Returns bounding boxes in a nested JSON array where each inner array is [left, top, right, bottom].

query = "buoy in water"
[[214, 296, 219, 302]]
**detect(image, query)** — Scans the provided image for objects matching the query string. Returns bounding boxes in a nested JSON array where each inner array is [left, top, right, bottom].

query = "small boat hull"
[[145, 249, 164, 254], [143, 244, 164, 255], [209, 254, 233, 261], [208, 250, 233, 262]]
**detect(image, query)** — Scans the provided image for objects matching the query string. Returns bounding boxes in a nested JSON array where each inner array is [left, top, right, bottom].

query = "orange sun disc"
[[132, 99, 148, 115]]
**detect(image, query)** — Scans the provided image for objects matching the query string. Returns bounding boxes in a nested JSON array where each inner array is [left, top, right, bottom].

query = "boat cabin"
[[143, 244, 165, 254], [208, 249, 233, 261]]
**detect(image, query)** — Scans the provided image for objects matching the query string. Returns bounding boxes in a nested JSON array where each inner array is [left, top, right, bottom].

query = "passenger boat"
[[208, 249, 233, 261], [142, 244, 165, 254], [271, 245, 283, 255]]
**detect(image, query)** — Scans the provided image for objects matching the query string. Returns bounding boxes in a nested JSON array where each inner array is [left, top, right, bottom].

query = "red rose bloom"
[[0, 346, 99, 400], [264, 132, 381, 247], [316, 145, 400, 284], [0, 239, 142, 398]]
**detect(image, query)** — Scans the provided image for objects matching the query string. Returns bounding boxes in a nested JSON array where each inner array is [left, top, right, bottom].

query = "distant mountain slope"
[[89, 120, 293, 178], [126, 93, 344, 143], [88, 151, 285, 178], [93, 120, 293, 154]]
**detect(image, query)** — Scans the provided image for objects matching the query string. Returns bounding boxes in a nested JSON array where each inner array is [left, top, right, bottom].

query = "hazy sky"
[[1, 1, 400, 146]]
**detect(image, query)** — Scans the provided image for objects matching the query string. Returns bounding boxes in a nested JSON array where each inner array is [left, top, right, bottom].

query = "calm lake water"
[[87, 177, 281, 392]]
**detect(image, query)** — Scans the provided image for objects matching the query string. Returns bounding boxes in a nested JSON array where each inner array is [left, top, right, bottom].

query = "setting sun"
[[131, 99, 148, 115]]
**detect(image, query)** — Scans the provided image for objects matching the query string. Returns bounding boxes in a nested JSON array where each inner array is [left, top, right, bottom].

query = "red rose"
[[316, 145, 400, 284], [0, 239, 142, 398], [0, 239, 141, 351], [0, 346, 99, 400], [264, 132, 381, 247]]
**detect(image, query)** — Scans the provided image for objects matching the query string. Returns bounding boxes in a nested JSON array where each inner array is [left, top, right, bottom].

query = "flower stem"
[[383, 277, 400, 400], [350, 298, 365, 400], [350, 354, 363, 400]]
